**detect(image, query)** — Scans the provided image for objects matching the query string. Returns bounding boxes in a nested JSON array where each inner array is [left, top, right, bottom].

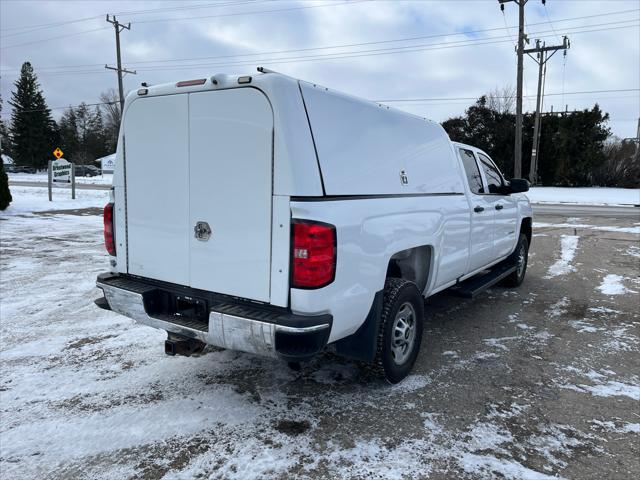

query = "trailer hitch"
[[165, 334, 206, 357]]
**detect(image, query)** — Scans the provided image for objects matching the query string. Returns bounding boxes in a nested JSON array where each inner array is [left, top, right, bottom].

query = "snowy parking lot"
[[1, 187, 639, 479]]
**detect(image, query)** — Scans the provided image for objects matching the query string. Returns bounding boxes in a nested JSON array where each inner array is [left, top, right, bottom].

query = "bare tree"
[[99, 89, 121, 153], [487, 85, 516, 114], [592, 136, 640, 188]]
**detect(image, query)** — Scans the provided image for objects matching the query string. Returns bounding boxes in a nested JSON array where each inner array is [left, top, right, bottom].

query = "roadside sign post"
[[71, 163, 76, 199], [48, 148, 75, 201], [48, 160, 53, 202]]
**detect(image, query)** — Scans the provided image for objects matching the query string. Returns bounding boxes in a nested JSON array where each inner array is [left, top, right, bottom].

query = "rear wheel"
[[501, 233, 529, 287], [373, 278, 424, 384]]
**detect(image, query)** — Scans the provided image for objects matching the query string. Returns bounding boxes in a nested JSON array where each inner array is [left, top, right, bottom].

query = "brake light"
[[291, 220, 336, 288], [176, 78, 207, 87], [103, 203, 116, 256]]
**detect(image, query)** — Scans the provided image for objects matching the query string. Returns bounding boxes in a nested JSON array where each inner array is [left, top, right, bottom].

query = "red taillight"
[[176, 78, 207, 87], [103, 203, 116, 256], [291, 220, 336, 289]]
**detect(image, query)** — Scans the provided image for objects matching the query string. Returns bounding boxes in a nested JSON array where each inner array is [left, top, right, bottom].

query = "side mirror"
[[509, 178, 530, 193]]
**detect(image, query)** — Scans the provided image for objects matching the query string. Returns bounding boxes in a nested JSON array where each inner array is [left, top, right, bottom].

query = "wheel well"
[[521, 217, 532, 245], [385, 246, 432, 293]]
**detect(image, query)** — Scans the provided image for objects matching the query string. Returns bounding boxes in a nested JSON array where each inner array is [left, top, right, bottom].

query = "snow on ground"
[[546, 235, 579, 278], [561, 381, 640, 400], [597, 274, 637, 296], [9, 172, 113, 185], [1, 186, 109, 216], [1, 187, 639, 478], [590, 420, 640, 434], [526, 187, 639, 206]]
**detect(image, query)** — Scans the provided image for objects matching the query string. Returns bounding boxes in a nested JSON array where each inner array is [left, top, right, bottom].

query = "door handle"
[[495, 204, 504, 210], [474, 206, 484, 213]]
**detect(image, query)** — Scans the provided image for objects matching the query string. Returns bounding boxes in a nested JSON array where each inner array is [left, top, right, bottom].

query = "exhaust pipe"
[[165, 336, 206, 357]]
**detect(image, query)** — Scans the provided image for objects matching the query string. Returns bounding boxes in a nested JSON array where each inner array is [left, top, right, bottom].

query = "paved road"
[[533, 203, 639, 218]]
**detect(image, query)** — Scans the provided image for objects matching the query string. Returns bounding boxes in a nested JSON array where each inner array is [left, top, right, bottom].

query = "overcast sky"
[[1, 0, 638, 139]]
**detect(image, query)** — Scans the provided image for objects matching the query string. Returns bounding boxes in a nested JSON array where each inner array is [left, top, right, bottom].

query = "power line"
[[2, 24, 634, 78], [129, 23, 637, 73], [0, 27, 110, 50], [375, 89, 640, 103], [133, 0, 370, 24], [543, 2, 563, 43], [1, 20, 635, 77], [0, 0, 367, 40], [112, 0, 268, 17], [0, 0, 365, 49], [2, 88, 636, 117], [0, 15, 103, 34], [1, 3, 635, 51], [99, 15, 640, 67], [0, 0, 267, 36]]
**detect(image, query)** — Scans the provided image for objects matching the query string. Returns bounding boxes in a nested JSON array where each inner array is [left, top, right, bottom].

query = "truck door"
[[476, 153, 518, 260], [458, 148, 495, 273], [124, 94, 191, 286], [188, 88, 274, 302]]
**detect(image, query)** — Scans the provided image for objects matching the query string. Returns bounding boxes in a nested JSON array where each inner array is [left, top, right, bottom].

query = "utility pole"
[[105, 15, 136, 114], [525, 36, 570, 184], [499, 0, 528, 178], [635, 118, 640, 162]]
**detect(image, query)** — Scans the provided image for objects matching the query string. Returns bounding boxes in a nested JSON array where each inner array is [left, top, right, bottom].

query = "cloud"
[[1, 0, 638, 138]]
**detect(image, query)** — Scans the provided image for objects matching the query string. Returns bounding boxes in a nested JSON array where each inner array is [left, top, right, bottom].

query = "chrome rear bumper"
[[96, 274, 331, 360]]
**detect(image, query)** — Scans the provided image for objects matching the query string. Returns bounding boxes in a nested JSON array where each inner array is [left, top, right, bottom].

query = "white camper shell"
[[97, 69, 533, 383]]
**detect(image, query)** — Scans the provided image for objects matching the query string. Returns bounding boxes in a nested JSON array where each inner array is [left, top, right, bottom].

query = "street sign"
[[53, 147, 64, 159], [48, 158, 75, 201], [51, 158, 71, 183]]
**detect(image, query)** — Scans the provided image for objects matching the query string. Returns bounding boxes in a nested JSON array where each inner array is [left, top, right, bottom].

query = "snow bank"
[[527, 187, 639, 206], [1, 186, 109, 216], [534, 222, 640, 234], [9, 172, 113, 185]]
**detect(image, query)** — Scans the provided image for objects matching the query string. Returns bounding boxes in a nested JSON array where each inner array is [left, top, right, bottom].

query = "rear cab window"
[[458, 148, 484, 194]]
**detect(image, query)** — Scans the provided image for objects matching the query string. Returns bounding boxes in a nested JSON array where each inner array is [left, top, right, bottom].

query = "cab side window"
[[477, 153, 504, 194], [459, 148, 484, 194]]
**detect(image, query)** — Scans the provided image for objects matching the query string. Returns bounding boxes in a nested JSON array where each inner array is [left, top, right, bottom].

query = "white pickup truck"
[[96, 69, 532, 383]]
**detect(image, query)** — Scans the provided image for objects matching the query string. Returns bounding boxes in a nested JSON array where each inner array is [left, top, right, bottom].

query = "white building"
[[98, 153, 116, 173]]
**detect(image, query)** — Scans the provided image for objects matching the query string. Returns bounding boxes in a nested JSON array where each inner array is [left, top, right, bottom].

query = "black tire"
[[500, 233, 529, 287], [373, 278, 424, 384]]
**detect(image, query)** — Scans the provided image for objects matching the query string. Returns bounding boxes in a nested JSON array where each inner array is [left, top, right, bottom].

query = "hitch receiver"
[[165, 335, 206, 357]]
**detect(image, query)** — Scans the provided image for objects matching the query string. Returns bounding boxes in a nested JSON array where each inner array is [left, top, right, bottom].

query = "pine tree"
[[0, 96, 13, 210], [58, 106, 79, 162], [0, 95, 12, 159], [9, 62, 56, 170], [88, 106, 108, 160]]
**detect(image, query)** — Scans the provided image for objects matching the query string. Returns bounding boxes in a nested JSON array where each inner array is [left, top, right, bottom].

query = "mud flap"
[[333, 290, 383, 363]]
